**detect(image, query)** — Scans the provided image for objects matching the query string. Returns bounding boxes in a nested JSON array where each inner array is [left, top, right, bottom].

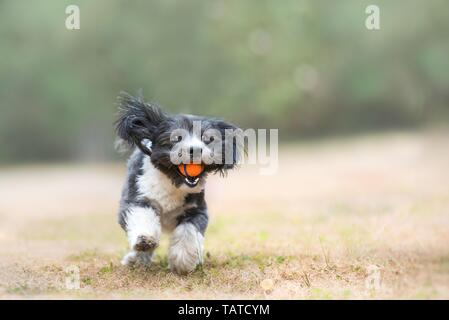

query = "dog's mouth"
[[183, 175, 200, 187], [177, 164, 204, 188]]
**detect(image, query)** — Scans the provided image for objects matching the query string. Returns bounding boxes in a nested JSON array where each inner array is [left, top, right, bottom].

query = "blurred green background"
[[0, 0, 448, 162]]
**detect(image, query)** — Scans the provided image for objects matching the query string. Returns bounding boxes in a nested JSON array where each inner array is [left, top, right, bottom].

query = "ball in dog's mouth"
[[178, 164, 204, 187]]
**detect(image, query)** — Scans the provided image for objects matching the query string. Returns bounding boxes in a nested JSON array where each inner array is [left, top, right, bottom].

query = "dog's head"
[[115, 92, 241, 188]]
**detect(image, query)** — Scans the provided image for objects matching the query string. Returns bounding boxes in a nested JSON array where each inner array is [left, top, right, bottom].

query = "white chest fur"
[[136, 155, 202, 231], [137, 156, 186, 212]]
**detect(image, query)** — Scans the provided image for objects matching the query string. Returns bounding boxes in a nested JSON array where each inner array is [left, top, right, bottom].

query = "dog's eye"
[[203, 136, 214, 144], [172, 135, 182, 142]]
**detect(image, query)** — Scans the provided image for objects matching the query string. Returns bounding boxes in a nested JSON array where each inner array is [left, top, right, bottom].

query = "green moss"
[[98, 262, 114, 275]]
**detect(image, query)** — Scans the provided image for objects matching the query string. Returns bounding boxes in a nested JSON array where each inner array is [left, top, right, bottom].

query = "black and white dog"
[[115, 93, 240, 274]]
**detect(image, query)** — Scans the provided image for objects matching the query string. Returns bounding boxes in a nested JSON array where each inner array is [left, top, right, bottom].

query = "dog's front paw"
[[168, 223, 204, 275], [125, 205, 161, 254], [121, 251, 153, 266], [133, 235, 158, 252], [123, 234, 159, 267], [169, 250, 201, 275]]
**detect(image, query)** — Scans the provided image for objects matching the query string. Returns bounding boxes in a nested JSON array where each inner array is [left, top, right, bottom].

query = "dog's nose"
[[189, 146, 202, 162]]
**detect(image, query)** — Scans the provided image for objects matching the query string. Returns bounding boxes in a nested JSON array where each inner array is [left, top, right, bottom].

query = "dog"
[[115, 92, 240, 274]]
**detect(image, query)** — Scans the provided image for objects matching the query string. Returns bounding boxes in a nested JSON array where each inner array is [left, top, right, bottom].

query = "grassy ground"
[[0, 130, 448, 299]]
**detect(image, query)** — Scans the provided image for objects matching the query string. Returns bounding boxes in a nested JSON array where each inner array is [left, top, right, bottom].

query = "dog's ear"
[[115, 92, 166, 155], [214, 120, 243, 172]]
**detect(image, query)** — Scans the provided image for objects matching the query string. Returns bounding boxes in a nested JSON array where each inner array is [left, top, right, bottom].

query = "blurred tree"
[[0, 0, 448, 162]]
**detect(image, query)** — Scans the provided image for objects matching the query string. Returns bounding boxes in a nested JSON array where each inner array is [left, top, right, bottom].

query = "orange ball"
[[178, 164, 204, 177]]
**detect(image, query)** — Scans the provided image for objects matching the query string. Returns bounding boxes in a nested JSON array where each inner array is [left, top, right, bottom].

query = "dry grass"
[[0, 130, 448, 299]]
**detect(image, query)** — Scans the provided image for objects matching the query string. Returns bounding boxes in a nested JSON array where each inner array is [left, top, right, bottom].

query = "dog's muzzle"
[[183, 175, 200, 187]]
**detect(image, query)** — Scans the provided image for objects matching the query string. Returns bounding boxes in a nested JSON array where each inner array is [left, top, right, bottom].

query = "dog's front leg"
[[168, 208, 208, 274], [121, 205, 161, 266]]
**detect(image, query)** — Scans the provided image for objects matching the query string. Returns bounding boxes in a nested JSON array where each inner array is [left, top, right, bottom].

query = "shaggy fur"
[[115, 92, 239, 274]]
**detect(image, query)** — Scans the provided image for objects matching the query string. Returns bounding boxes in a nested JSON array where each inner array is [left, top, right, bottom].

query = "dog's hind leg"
[[121, 205, 161, 266]]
